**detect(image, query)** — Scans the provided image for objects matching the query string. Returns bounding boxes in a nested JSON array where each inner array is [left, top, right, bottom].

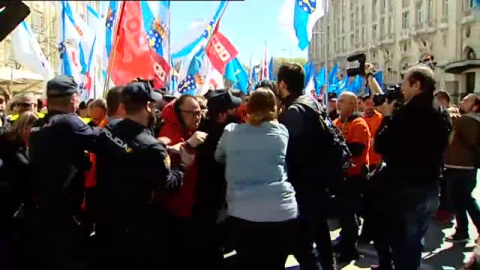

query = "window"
[[355, 7, 360, 26], [388, 16, 393, 34], [416, 1, 424, 24], [443, 0, 449, 17], [382, 0, 387, 11], [464, 0, 473, 10], [350, 12, 355, 31], [342, 16, 345, 33], [389, 0, 394, 12], [402, 11, 410, 29], [361, 5, 366, 24], [342, 37, 346, 51], [31, 10, 44, 31], [350, 34, 354, 48], [403, 0, 409, 8], [380, 18, 385, 38], [355, 29, 359, 44], [372, 24, 377, 41], [372, 0, 378, 20], [361, 27, 365, 45], [427, 0, 433, 22]]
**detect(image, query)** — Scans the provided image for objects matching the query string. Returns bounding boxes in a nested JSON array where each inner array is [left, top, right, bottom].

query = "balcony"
[[426, 20, 436, 33], [460, 8, 479, 24], [399, 29, 410, 40], [415, 22, 427, 34], [438, 17, 449, 30]]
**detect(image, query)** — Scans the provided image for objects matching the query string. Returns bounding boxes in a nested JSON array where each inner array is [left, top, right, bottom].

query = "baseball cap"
[[46, 75, 79, 97], [207, 89, 242, 113], [16, 93, 37, 105], [122, 82, 162, 104]]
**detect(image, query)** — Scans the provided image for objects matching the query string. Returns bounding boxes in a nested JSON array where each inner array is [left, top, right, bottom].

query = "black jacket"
[[194, 118, 228, 225], [28, 111, 98, 215], [374, 92, 451, 189], [279, 95, 331, 193], [96, 118, 184, 227], [0, 135, 29, 229]]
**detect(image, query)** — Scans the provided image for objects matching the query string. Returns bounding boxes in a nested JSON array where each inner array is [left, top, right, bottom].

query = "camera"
[[346, 53, 366, 77], [372, 84, 404, 107]]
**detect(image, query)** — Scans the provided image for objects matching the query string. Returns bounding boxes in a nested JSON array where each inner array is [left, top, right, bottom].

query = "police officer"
[[95, 81, 192, 270], [28, 75, 98, 270]]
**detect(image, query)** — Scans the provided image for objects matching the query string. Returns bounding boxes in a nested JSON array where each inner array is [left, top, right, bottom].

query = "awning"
[[444, 59, 480, 74], [0, 67, 46, 94]]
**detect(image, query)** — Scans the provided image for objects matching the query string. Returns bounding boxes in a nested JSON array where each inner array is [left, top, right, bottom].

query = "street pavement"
[[284, 170, 480, 270]]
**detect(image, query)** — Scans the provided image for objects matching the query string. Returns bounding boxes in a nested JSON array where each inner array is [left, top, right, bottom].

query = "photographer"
[[371, 65, 451, 269]]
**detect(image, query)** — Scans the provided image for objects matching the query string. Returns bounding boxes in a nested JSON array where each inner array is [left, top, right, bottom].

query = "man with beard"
[[276, 63, 335, 270], [195, 89, 242, 269], [444, 94, 480, 243]]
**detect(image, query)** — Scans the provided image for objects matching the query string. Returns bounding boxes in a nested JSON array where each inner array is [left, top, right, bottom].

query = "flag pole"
[[104, 1, 126, 94], [323, 0, 329, 106], [205, 1, 229, 50]]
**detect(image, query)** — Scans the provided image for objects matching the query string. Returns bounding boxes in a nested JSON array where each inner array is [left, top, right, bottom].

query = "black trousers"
[[445, 168, 480, 236], [229, 216, 322, 270], [338, 175, 364, 254]]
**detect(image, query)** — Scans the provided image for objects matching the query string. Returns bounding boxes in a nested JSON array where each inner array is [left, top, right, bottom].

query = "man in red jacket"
[[156, 94, 208, 270]]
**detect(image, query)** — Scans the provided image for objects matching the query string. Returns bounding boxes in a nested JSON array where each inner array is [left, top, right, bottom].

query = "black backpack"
[[293, 97, 351, 189]]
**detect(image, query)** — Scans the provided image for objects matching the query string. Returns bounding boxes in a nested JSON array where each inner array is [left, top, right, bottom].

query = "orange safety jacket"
[[363, 110, 383, 166], [334, 115, 371, 176]]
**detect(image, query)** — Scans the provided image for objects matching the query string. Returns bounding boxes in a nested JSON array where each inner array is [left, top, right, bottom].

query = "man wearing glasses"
[[155, 94, 209, 270]]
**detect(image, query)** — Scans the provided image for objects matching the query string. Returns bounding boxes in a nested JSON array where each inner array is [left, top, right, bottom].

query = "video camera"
[[372, 84, 404, 107], [346, 53, 366, 77]]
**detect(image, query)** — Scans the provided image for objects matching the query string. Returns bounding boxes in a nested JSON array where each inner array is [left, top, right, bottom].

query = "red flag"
[[110, 1, 170, 87], [206, 31, 238, 74]]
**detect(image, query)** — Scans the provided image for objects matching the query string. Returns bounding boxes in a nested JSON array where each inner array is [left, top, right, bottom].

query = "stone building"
[[309, 0, 480, 103], [0, 1, 101, 94]]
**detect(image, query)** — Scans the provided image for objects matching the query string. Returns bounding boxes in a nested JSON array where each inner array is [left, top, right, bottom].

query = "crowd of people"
[[0, 62, 479, 270]]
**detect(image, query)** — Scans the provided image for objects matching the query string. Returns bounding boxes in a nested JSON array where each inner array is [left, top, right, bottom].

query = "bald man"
[[333, 91, 371, 263], [444, 93, 480, 244]]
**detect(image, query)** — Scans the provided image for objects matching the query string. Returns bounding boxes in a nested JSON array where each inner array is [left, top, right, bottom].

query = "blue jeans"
[[374, 185, 438, 270]]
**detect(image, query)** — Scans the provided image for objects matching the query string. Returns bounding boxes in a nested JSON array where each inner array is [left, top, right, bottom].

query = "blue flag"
[[315, 67, 326, 95], [328, 63, 339, 84], [225, 58, 249, 94], [375, 71, 384, 90], [177, 47, 206, 96], [141, 1, 170, 58]]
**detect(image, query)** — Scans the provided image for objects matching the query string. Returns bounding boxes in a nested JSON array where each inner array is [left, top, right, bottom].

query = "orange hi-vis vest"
[[84, 117, 108, 188], [334, 115, 371, 176], [363, 110, 383, 166]]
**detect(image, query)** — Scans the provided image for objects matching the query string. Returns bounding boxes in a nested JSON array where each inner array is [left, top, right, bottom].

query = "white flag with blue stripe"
[[278, 0, 325, 50], [11, 21, 54, 80]]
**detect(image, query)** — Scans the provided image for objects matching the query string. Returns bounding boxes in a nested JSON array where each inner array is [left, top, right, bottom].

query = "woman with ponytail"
[[215, 88, 320, 270]]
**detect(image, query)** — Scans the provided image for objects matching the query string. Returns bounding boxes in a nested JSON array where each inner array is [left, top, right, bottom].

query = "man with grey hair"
[[372, 64, 452, 269]]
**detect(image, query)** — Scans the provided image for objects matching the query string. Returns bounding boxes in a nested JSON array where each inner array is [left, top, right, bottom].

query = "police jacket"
[[95, 118, 184, 226], [28, 111, 98, 215], [374, 92, 451, 189]]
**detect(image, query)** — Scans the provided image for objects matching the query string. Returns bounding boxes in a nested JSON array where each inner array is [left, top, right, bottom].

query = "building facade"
[[309, 0, 480, 103], [0, 1, 101, 94]]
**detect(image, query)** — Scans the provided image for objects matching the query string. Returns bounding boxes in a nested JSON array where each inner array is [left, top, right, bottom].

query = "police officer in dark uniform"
[[28, 75, 98, 270], [94, 81, 191, 270]]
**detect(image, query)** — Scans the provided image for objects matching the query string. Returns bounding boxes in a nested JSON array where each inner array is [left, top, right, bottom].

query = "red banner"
[[206, 31, 238, 74], [110, 1, 170, 88]]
